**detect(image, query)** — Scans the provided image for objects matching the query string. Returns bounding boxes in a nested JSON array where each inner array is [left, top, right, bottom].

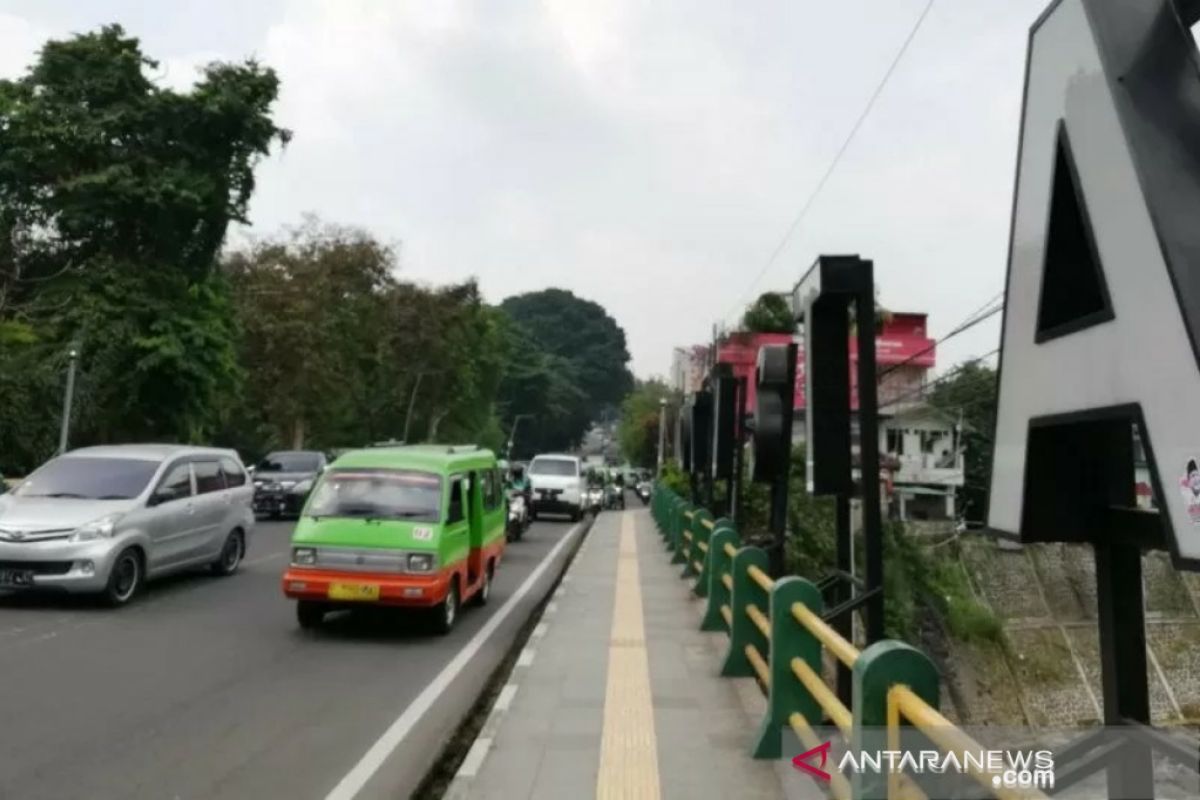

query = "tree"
[[928, 360, 997, 522], [617, 379, 673, 468], [499, 288, 633, 451], [741, 292, 794, 333], [0, 25, 288, 471]]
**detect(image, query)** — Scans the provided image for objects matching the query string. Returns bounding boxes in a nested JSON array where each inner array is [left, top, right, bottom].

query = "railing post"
[[720, 545, 769, 678], [681, 509, 711, 580], [672, 506, 692, 565], [752, 576, 824, 759], [665, 498, 682, 551], [700, 526, 739, 631], [851, 641, 940, 800], [690, 514, 726, 598]]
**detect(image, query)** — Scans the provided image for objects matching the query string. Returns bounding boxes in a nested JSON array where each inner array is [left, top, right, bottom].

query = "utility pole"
[[58, 345, 79, 455], [656, 397, 668, 476]]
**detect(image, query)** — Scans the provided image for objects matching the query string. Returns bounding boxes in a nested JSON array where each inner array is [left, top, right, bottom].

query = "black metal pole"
[[835, 494, 853, 705], [732, 377, 747, 526], [854, 284, 885, 644], [768, 344, 798, 577], [1095, 540, 1154, 799]]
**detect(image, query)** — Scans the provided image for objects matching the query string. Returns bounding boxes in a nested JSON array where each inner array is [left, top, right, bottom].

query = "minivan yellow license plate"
[[328, 582, 381, 601]]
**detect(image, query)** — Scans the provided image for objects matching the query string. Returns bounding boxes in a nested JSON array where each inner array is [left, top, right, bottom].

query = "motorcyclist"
[[508, 463, 530, 495]]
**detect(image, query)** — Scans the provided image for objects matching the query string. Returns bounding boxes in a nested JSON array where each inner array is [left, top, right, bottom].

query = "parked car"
[[282, 444, 506, 633], [252, 450, 328, 519], [0, 445, 254, 606], [528, 454, 585, 521]]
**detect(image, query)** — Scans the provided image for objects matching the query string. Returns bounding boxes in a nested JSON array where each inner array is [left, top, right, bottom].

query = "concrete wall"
[[940, 537, 1200, 727]]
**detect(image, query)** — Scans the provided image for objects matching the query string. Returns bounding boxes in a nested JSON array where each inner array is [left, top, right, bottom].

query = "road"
[[0, 517, 582, 800]]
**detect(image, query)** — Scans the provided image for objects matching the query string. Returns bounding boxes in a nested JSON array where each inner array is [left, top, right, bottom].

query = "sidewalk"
[[449, 507, 787, 800]]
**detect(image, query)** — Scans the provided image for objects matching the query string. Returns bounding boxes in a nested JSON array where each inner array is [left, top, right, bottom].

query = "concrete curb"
[[441, 522, 590, 799]]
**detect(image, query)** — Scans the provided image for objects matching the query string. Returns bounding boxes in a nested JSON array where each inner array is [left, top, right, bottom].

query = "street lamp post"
[[58, 346, 79, 455], [506, 414, 533, 459], [656, 397, 668, 476]]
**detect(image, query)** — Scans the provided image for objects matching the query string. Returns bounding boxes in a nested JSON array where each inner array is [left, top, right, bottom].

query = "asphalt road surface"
[[0, 517, 580, 800]]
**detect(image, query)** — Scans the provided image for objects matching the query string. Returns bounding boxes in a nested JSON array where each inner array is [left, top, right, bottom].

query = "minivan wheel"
[[434, 580, 459, 635], [296, 600, 326, 630], [211, 530, 244, 576], [102, 548, 142, 607]]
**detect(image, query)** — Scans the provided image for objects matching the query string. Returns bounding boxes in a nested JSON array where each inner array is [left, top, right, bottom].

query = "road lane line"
[[532, 621, 548, 639], [324, 520, 586, 800], [456, 737, 492, 778], [493, 684, 518, 712], [596, 513, 661, 799], [516, 647, 536, 668]]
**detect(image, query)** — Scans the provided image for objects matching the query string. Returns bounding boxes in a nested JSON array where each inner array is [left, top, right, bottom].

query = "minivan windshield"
[[15, 457, 160, 500], [306, 469, 442, 521], [257, 452, 322, 473], [529, 458, 578, 477]]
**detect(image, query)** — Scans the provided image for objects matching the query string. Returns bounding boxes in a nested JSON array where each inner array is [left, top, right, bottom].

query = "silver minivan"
[[0, 445, 255, 605]]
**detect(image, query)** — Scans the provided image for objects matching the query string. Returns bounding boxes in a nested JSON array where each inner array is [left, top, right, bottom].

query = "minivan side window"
[[154, 463, 193, 505], [447, 476, 464, 523], [219, 457, 246, 487], [194, 461, 225, 495], [483, 470, 500, 510]]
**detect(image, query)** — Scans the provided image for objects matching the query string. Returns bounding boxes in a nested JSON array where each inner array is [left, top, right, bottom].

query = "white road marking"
[[323, 521, 585, 800], [516, 647, 536, 668], [532, 622, 548, 639], [455, 737, 492, 778], [545, 601, 558, 615], [494, 684, 518, 712]]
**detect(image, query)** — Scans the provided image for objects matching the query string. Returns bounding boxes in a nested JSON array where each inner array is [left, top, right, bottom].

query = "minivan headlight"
[[407, 553, 435, 573], [292, 547, 317, 566], [70, 514, 121, 543]]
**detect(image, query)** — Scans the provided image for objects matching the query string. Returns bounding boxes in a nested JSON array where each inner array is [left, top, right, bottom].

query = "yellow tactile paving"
[[596, 513, 662, 800]]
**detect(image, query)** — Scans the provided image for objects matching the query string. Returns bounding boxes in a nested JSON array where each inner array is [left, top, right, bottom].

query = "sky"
[[4, 1, 1192, 380]]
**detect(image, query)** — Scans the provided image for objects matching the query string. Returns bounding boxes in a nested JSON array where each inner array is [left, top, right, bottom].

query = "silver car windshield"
[[306, 469, 442, 521], [15, 457, 160, 500]]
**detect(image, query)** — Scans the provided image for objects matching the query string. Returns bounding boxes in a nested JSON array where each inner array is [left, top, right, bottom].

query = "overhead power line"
[[879, 348, 1000, 411], [722, 0, 939, 325], [878, 298, 1003, 381]]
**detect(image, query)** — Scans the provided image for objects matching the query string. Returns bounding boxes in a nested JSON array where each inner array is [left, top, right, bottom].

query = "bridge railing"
[[651, 484, 1050, 800]]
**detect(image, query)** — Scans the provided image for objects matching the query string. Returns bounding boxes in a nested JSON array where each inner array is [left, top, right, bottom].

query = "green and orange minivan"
[[281, 445, 506, 633]]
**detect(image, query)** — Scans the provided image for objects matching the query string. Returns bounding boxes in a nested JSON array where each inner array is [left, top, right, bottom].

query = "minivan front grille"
[[0, 560, 72, 575], [314, 547, 413, 573]]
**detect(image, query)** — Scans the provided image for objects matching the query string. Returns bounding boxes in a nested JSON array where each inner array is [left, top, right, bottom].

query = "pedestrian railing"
[[650, 484, 1050, 800]]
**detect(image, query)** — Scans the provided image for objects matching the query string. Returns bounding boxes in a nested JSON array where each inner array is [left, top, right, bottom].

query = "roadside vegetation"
[[0, 26, 633, 476]]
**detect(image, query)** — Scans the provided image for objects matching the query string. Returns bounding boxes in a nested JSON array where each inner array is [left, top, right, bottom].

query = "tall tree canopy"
[[741, 292, 794, 333], [0, 25, 288, 473], [618, 379, 674, 468], [499, 288, 633, 453], [224, 219, 508, 457]]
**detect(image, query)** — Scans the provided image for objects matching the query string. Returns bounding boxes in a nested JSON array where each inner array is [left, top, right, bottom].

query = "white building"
[[878, 405, 965, 521], [670, 345, 708, 395]]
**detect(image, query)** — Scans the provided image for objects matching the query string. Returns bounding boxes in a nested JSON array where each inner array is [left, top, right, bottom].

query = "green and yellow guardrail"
[[651, 484, 1049, 800]]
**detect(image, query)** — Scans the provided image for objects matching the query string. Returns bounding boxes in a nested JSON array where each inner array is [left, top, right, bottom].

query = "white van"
[[527, 454, 584, 521]]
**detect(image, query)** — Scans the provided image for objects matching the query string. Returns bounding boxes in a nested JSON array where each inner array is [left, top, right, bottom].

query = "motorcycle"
[[636, 481, 652, 505], [604, 483, 625, 510], [506, 490, 531, 541], [586, 485, 605, 515]]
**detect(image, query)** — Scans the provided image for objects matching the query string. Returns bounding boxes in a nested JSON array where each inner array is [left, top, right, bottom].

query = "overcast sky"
[[6, 1, 1187, 379]]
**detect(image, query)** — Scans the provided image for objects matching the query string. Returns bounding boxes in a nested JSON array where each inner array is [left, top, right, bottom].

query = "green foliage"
[[741, 292, 794, 333], [224, 219, 508, 457], [0, 25, 287, 473], [659, 461, 691, 496], [928, 361, 997, 522], [617, 379, 673, 468], [499, 288, 633, 452]]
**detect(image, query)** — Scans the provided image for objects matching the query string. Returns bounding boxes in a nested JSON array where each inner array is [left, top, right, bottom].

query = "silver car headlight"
[[292, 547, 317, 566], [407, 553, 435, 573], [278, 480, 297, 490], [69, 514, 121, 543], [290, 479, 313, 495]]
